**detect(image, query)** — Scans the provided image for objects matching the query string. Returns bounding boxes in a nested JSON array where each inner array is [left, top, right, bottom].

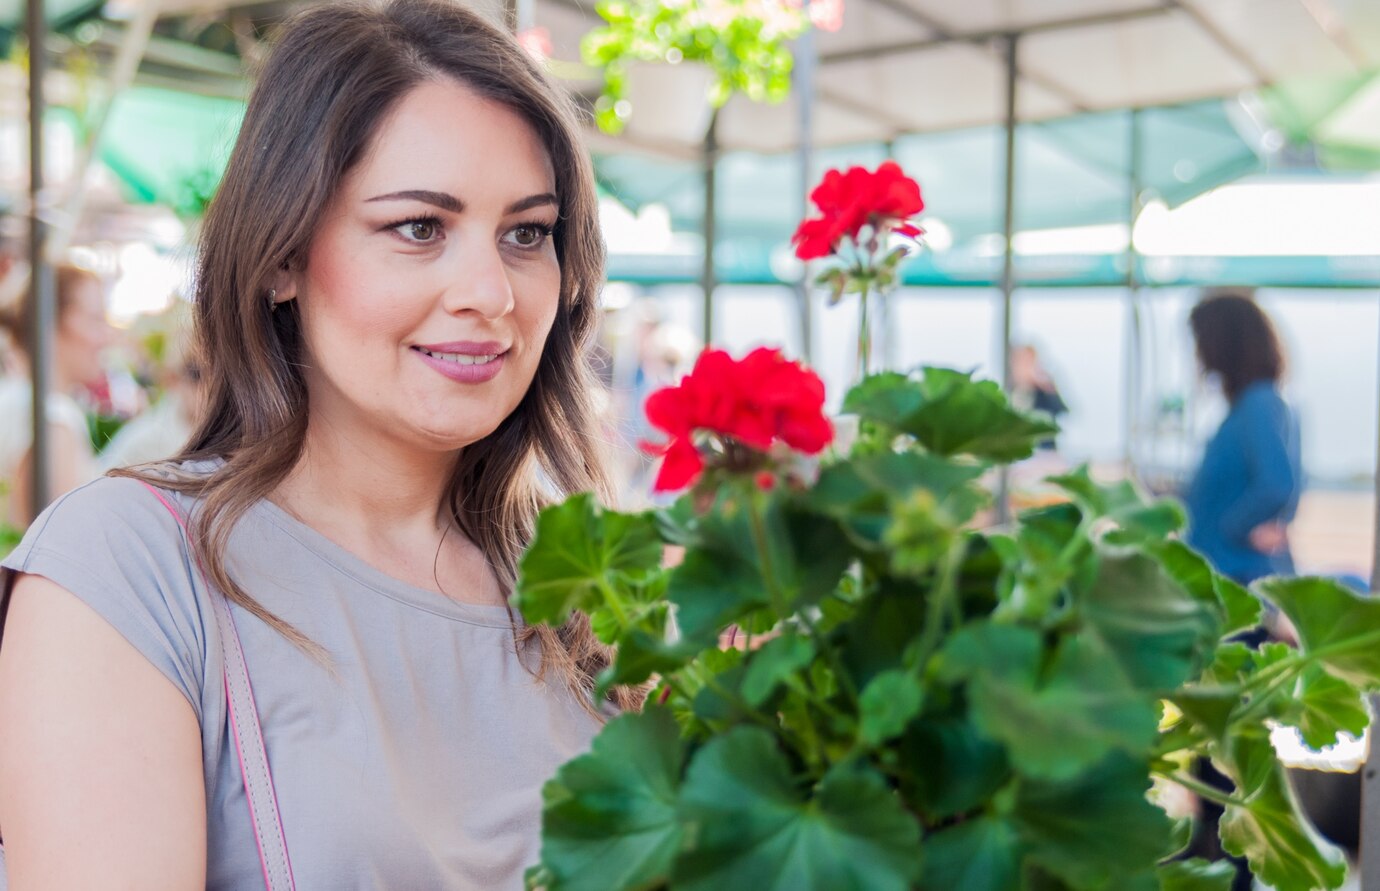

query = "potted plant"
[[515, 163, 1376, 891], [580, 0, 811, 135]]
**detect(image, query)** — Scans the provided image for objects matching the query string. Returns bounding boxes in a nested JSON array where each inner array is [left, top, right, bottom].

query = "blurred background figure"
[[98, 304, 206, 470], [1009, 343, 1069, 451], [1182, 288, 1302, 891], [1184, 289, 1301, 588], [0, 264, 114, 526]]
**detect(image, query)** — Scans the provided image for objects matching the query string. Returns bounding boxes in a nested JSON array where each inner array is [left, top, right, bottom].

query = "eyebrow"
[[365, 190, 558, 215]]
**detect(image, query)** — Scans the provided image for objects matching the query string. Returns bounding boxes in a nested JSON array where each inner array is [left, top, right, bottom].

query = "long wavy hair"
[[116, 0, 640, 713]]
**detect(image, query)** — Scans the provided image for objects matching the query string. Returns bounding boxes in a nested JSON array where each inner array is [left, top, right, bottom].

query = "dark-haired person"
[[0, 264, 111, 527], [1184, 290, 1302, 588], [0, 2, 635, 888], [1182, 290, 1303, 891]]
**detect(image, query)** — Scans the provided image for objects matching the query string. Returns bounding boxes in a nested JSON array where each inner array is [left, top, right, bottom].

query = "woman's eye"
[[393, 218, 442, 243], [508, 224, 552, 248]]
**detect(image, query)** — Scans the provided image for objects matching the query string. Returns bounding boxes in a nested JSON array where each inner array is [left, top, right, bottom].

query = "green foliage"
[[515, 367, 1376, 890], [581, 0, 806, 134]]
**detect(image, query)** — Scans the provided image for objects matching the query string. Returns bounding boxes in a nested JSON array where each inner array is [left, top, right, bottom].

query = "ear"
[[269, 263, 300, 306]]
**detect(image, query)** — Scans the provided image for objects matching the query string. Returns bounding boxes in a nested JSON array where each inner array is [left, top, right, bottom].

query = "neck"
[[273, 412, 460, 543]]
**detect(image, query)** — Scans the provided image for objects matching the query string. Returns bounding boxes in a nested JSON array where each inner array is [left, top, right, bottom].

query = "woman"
[[0, 263, 111, 527], [0, 1, 635, 888], [1184, 291, 1302, 586]]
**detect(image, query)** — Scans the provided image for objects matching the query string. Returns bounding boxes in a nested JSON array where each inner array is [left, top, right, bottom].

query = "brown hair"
[[1188, 289, 1286, 403], [0, 264, 103, 355], [116, 0, 640, 713]]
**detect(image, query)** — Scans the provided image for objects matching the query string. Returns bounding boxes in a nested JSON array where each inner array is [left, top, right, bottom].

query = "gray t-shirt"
[[1, 472, 601, 889]]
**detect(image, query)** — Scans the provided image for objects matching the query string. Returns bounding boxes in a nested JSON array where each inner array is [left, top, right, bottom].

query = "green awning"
[[595, 100, 1264, 248]]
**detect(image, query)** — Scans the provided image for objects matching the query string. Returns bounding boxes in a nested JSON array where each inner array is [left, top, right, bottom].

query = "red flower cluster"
[[642, 348, 834, 492], [791, 160, 924, 261]]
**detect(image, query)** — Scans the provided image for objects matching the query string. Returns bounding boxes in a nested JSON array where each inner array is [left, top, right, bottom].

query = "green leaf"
[[1081, 548, 1221, 691], [741, 632, 815, 707], [599, 623, 701, 694], [897, 717, 1011, 820], [1256, 576, 1380, 688], [1282, 663, 1371, 750], [1169, 685, 1241, 742], [668, 494, 851, 646], [1141, 540, 1261, 636], [843, 369, 1058, 462], [858, 669, 924, 747], [537, 708, 686, 891], [840, 577, 926, 690], [514, 494, 664, 628], [1157, 858, 1236, 891], [939, 623, 1160, 780], [806, 451, 986, 549], [1048, 466, 1186, 542], [1015, 753, 1175, 889], [673, 727, 922, 891], [919, 816, 1021, 891], [1218, 732, 1348, 891]]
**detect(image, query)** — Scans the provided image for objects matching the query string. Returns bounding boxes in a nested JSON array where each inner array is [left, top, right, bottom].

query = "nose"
[[444, 238, 516, 321]]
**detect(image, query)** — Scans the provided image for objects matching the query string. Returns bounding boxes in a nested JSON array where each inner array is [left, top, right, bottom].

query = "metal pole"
[[1363, 299, 1380, 889], [995, 33, 1018, 526], [881, 138, 896, 371], [27, 0, 54, 516], [1124, 108, 1144, 478], [701, 109, 718, 347], [47, 0, 159, 261], [794, 22, 816, 363]]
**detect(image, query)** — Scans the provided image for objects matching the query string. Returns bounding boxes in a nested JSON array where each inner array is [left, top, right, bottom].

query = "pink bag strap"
[[140, 482, 297, 891]]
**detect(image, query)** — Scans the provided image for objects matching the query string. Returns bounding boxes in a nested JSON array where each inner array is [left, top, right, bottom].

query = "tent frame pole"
[[1364, 304, 1380, 888], [1124, 107, 1144, 478], [794, 22, 816, 363], [27, 0, 54, 517], [701, 109, 718, 347], [994, 33, 1018, 526], [47, 0, 159, 261]]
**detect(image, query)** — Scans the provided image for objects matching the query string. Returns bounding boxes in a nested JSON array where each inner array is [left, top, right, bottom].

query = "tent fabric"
[[549, 0, 1380, 153], [595, 99, 1264, 256]]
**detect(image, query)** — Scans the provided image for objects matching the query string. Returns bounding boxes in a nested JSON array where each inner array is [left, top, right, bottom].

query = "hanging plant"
[[581, 0, 835, 134]]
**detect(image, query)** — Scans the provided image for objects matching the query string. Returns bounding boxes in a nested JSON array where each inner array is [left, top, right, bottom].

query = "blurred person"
[[0, 264, 112, 527], [0, 2, 637, 888], [1009, 343, 1068, 451], [98, 313, 207, 470], [1185, 290, 1301, 587], [1182, 289, 1301, 891]]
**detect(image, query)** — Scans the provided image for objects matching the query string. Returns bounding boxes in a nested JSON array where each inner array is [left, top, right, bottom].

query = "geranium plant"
[[793, 160, 924, 380], [513, 166, 1378, 891], [581, 0, 833, 134]]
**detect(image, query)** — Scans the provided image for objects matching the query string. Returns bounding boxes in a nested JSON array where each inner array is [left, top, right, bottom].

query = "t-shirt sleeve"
[[1, 476, 211, 719]]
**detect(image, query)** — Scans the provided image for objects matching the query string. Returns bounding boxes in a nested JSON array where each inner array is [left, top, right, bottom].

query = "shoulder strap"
[[139, 482, 297, 891]]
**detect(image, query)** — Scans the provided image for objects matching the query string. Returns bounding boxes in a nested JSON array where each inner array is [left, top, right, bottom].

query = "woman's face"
[[56, 276, 112, 388], [288, 78, 562, 455]]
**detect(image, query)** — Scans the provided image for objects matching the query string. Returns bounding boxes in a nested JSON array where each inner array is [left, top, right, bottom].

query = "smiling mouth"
[[412, 346, 505, 365]]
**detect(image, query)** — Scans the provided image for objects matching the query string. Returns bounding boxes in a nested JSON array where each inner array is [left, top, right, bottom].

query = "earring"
[[268, 288, 278, 311]]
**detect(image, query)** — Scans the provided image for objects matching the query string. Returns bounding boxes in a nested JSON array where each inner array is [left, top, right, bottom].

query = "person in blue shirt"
[[1184, 291, 1302, 587], [1181, 291, 1302, 891]]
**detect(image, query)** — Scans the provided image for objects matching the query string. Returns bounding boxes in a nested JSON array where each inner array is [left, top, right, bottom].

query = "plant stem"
[[856, 284, 871, 382], [596, 578, 633, 631], [913, 535, 971, 671], [745, 486, 788, 618], [1155, 770, 1250, 810], [797, 606, 860, 708]]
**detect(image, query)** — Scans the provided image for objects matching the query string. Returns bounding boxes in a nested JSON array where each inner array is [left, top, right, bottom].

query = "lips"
[[411, 343, 507, 384]]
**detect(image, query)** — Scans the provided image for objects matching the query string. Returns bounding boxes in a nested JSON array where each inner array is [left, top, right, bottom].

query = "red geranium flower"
[[791, 160, 924, 260], [642, 347, 833, 492]]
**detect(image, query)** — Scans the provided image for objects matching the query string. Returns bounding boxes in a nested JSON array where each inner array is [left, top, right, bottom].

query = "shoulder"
[[1234, 381, 1289, 417], [4, 475, 219, 719]]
